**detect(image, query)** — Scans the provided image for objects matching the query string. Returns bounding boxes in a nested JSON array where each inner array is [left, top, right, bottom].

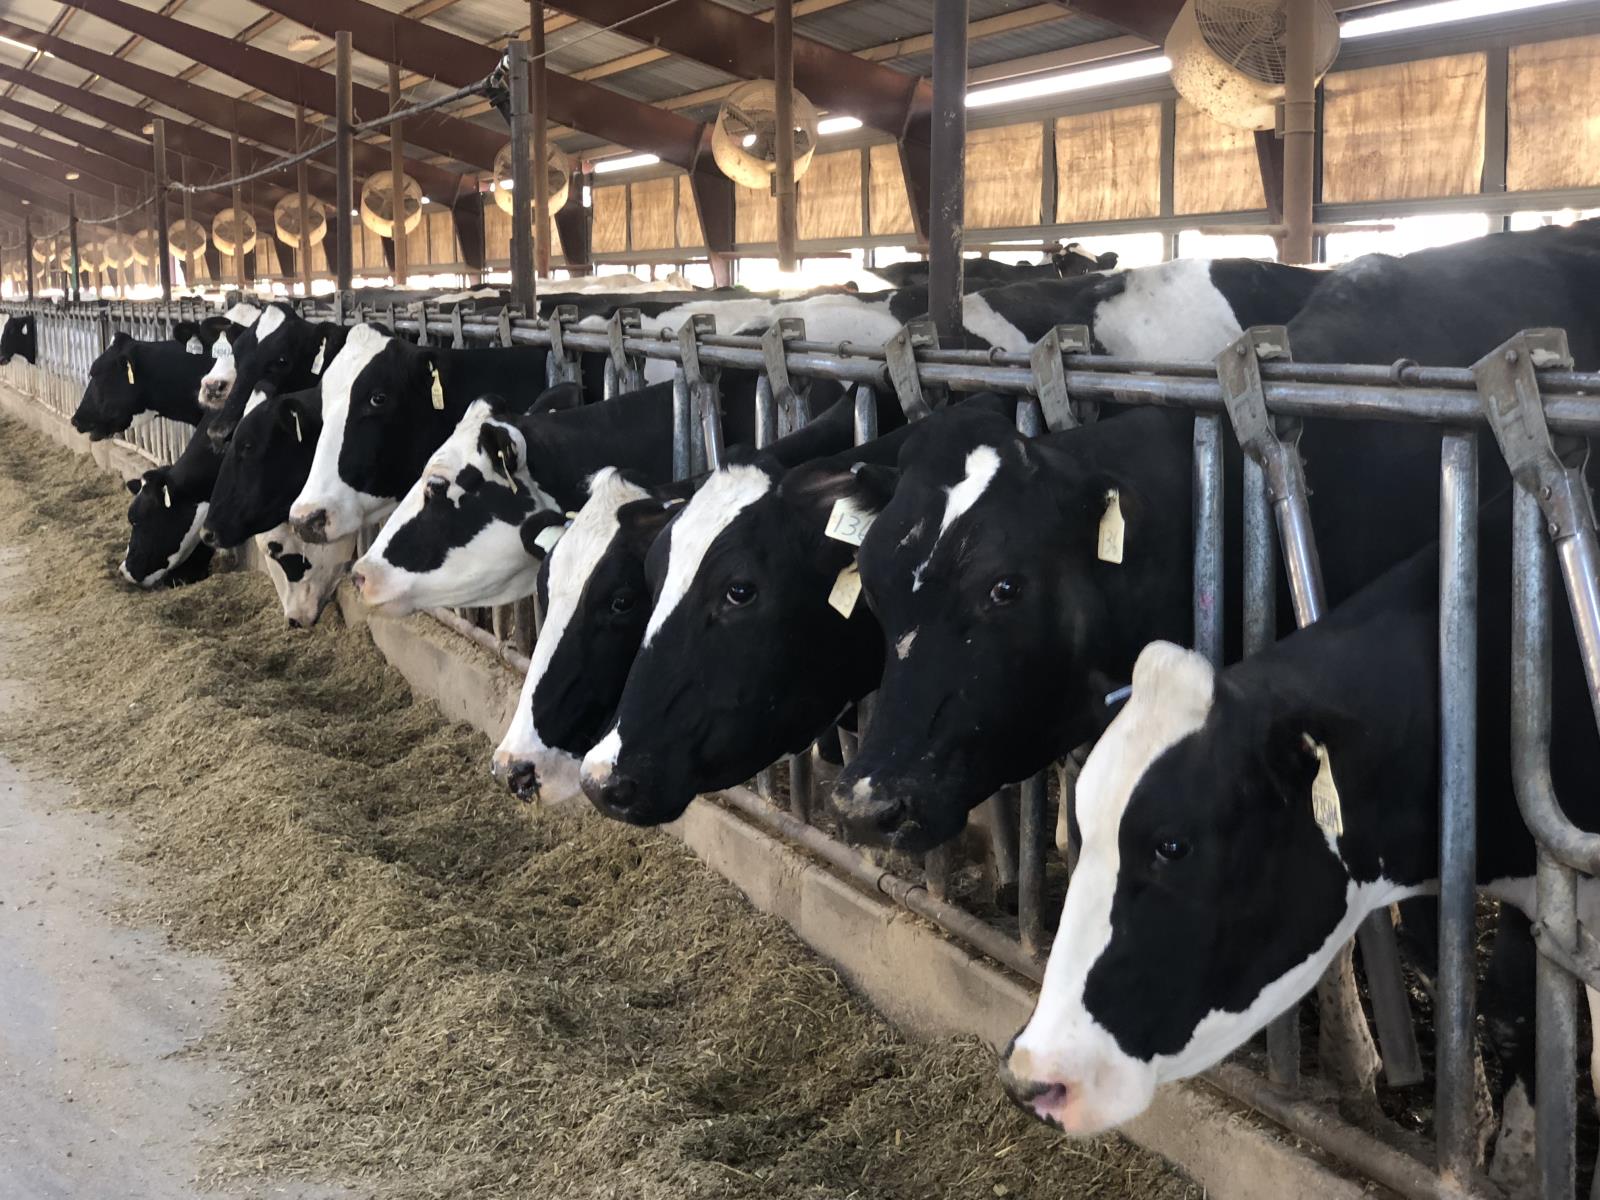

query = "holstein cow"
[[292, 327, 609, 545], [999, 494, 1597, 1190], [491, 388, 908, 806], [256, 523, 358, 628], [830, 221, 1600, 851], [119, 412, 224, 587], [0, 312, 36, 365], [196, 302, 263, 407], [201, 385, 325, 548], [576, 395, 996, 826], [71, 331, 215, 441], [205, 303, 349, 448]]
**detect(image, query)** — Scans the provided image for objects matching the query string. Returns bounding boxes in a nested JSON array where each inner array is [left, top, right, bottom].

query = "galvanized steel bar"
[[927, 0, 967, 345], [1192, 413, 1224, 666], [388, 64, 408, 287], [507, 41, 537, 318], [296, 106, 313, 298], [531, 0, 551, 280], [773, 0, 797, 273], [152, 120, 172, 302], [334, 32, 355, 294]]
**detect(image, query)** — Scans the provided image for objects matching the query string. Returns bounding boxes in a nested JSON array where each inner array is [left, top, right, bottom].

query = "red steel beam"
[[1064, 0, 1183, 42], [0, 17, 467, 204], [50, 0, 504, 172], [0, 122, 155, 192], [0, 145, 118, 204]]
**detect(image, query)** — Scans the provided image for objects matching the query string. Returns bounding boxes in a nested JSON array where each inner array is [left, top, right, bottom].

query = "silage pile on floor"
[[0, 412, 1200, 1200]]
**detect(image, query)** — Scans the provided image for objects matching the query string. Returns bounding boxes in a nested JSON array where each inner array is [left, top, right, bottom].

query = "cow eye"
[[989, 576, 1022, 605], [609, 590, 636, 615], [1154, 836, 1191, 864], [367, 391, 388, 408], [724, 581, 756, 607]]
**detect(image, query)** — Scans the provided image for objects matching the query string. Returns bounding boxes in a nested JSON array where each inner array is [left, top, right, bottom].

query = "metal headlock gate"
[[4, 294, 1599, 1200]]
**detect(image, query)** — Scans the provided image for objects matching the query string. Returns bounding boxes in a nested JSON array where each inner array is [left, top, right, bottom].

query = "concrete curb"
[[0, 381, 1388, 1200]]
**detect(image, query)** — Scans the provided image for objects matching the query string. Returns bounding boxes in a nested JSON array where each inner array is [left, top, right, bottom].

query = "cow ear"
[[781, 459, 899, 552], [172, 321, 199, 345], [125, 476, 144, 495], [1261, 705, 1365, 807], [520, 510, 568, 560], [616, 494, 686, 555], [315, 321, 349, 367], [276, 394, 312, 443], [109, 330, 134, 350], [478, 422, 523, 489], [531, 382, 584, 414]]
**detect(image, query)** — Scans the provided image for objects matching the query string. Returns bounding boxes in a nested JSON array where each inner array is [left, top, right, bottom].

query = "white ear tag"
[[162, 484, 172, 509], [429, 368, 445, 410], [185, 336, 205, 354], [825, 496, 876, 547], [311, 344, 326, 375], [212, 339, 231, 360], [1097, 488, 1124, 565], [291, 410, 303, 444], [125, 361, 135, 386], [828, 561, 863, 617], [533, 523, 567, 554], [1305, 735, 1344, 839], [496, 449, 522, 493]]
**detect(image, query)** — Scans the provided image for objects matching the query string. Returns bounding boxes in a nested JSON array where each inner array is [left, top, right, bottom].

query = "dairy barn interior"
[[0, 0, 1598, 1197]]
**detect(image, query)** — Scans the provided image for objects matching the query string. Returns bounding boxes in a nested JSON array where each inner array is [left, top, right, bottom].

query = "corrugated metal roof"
[[796, 0, 1026, 53], [895, 14, 1132, 76], [601, 56, 741, 105]]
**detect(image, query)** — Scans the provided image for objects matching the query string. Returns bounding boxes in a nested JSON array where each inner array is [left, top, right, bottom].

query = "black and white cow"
[[205, 303, 348, 448], [830, 222, 1600, 851], [0, 312, 36, 365], [256, 522, 358, 628], [492, 388, 906, 806], [71, 331, 215, 441], [575, 394, 976, 826], [118, 412, 224, 587], [196, 302, 263, 407], [201, 385, 325, 549], [998, 495, 1597, 1163]]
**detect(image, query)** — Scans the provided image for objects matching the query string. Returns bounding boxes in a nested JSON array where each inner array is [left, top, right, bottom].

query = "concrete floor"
[[0, 544, 339, 1200]]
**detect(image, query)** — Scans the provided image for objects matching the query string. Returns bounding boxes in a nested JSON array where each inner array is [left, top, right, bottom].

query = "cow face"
[[579, 460, 893, 827], [203, 388, 321, 549], [121, 468, 210, 587], [198, 302, 261, 407], [492, 470, 682, 805], [291, 326, 461, 544], [209, 305, 342, 449], [832, 408, 1171, 852], [1001, 643, 1398, 1134], [257, 523, 358, 628], [73, 332, 149, 441], [0, 313, 36, 365], [352, 400, 560, 614]]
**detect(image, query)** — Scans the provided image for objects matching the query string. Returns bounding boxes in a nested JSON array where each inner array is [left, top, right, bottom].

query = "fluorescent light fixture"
[[1342, 0, 1579, 38], [966, 54, 1170, 110], [592, 152, 660, 174], [65, 170, 79, 181], [0, 35, 52, 58], [817, 115, 863, 136]]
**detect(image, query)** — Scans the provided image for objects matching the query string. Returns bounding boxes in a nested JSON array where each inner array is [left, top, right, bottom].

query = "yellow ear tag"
[[825, 496, 876, 547], [1305, 735, 1344, 839], [310, 345, 326, 375], [497, 449, 522, 494], [1097, 488, 1124, 565], [828, 561, 863, 618], [162, 484, 172, 509], [125, 361, 135, 386], [430, 368, 445, 411]]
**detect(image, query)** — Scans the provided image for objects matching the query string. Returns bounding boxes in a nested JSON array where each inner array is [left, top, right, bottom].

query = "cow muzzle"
[[199, 378, 230, 408], [491, 752, 541, 802], [291, 508, 331, 544]]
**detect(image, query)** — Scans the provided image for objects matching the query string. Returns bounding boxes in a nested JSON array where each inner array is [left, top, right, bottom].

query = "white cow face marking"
[[289, 323, 392, 542], [257, 523, 357, 627]]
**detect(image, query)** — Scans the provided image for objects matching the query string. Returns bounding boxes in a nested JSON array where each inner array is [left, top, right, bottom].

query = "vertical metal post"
[[24, 214, 33, 301], [295, 106, 313, 297], [671, 372, 692, 479], [1281, 0, 1315, 265], [181, 156, 196, 291], [754, 377, 778, 446], [335, 31, 356, 294], [508, 41, 537, 315], [530, 0, 552, 280], [68, 193, 80, 303], [152, 119, 172, 303], [388, 65, 409, 288], [773, 0, 797, 272], [1015, 394, 1049, 955], [229, 132, 246, 288], [1435, 429, 1480, 1183], [853, 385, 877, 444], [928, 0, 967, 345], [1192, 414, 1224, 666]]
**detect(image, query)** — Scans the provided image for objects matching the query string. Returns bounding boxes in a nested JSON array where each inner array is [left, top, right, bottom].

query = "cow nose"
[[349, 569, 367, 595], [287, 617, 303, 629], [997, 1051, 1071, 1127], [293, 509, 329, 543], [503, 760, 540, 802], [199, 526, 218, 548], [829, 777, 906, 844]]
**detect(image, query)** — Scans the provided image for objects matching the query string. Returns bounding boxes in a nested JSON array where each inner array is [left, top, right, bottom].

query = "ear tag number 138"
[[825, 496, 876, 547]]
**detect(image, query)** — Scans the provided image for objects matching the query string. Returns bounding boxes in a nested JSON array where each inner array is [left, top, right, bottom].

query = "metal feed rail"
[[7, 295, 1599, 1200]]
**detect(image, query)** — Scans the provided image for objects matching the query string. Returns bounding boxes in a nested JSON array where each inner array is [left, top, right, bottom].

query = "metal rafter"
[[1064, 0, 1183, 42]]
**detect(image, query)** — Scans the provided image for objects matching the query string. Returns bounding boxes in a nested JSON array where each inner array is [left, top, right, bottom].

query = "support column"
[[388, 64, 409, 288], [507, 40, 537, 313], [531, 0, 551, 279], [152, 119, 172, 302], [335, 31, 355, 294], [181, 157, 196, 291], [773, 0, 797, 272], [296, 106, 314, 297], [68, 193, 81, 302], [928, 0, 967, 344], [229, 132, 246, 288], [24, 213, 33, 301], [1281, 0, 1315, 264]]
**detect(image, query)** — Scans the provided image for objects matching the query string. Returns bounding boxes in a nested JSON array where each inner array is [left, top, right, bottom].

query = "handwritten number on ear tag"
[[430, 368, 445, 410], [828, 561, 863, 617], [825, 497, 875, 547], [1305, 734, 1344, 839], [1097, 488, 1124, 565]]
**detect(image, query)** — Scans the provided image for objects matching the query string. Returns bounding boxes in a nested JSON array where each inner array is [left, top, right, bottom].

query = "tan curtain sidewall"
[[592, 185, 627, 254], [677, 176, 704, 249], [482, 201, 511, 265], [1174, 100, 1266, 215], [1508, 34, 1600, 192], [629, 176, 676, 251], [869, 143, 915, 236], [1055, 103, 1161, 224], [799, 150, 862, 241], [1322, 52, 1486, 203], [736, 182, 776, 245], [966, 123, 1042, 229]]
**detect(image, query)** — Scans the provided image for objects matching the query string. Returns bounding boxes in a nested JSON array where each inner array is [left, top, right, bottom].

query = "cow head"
[[198, 302, 262, 407], [1001, 642, 1404, 1134], [492, 469, 687, 805], [579, 457, 895, 827], [351, 398, 561, 613], [73, 332, 149, 441], [0, 312, 36, 365], [208, 304, 344, 448], [203, 386, 322, 549], [290, 326, 465, 544], [831, 407, 1188, 852], [258, 523, 358, 628], [120, 467, 211, 587]]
